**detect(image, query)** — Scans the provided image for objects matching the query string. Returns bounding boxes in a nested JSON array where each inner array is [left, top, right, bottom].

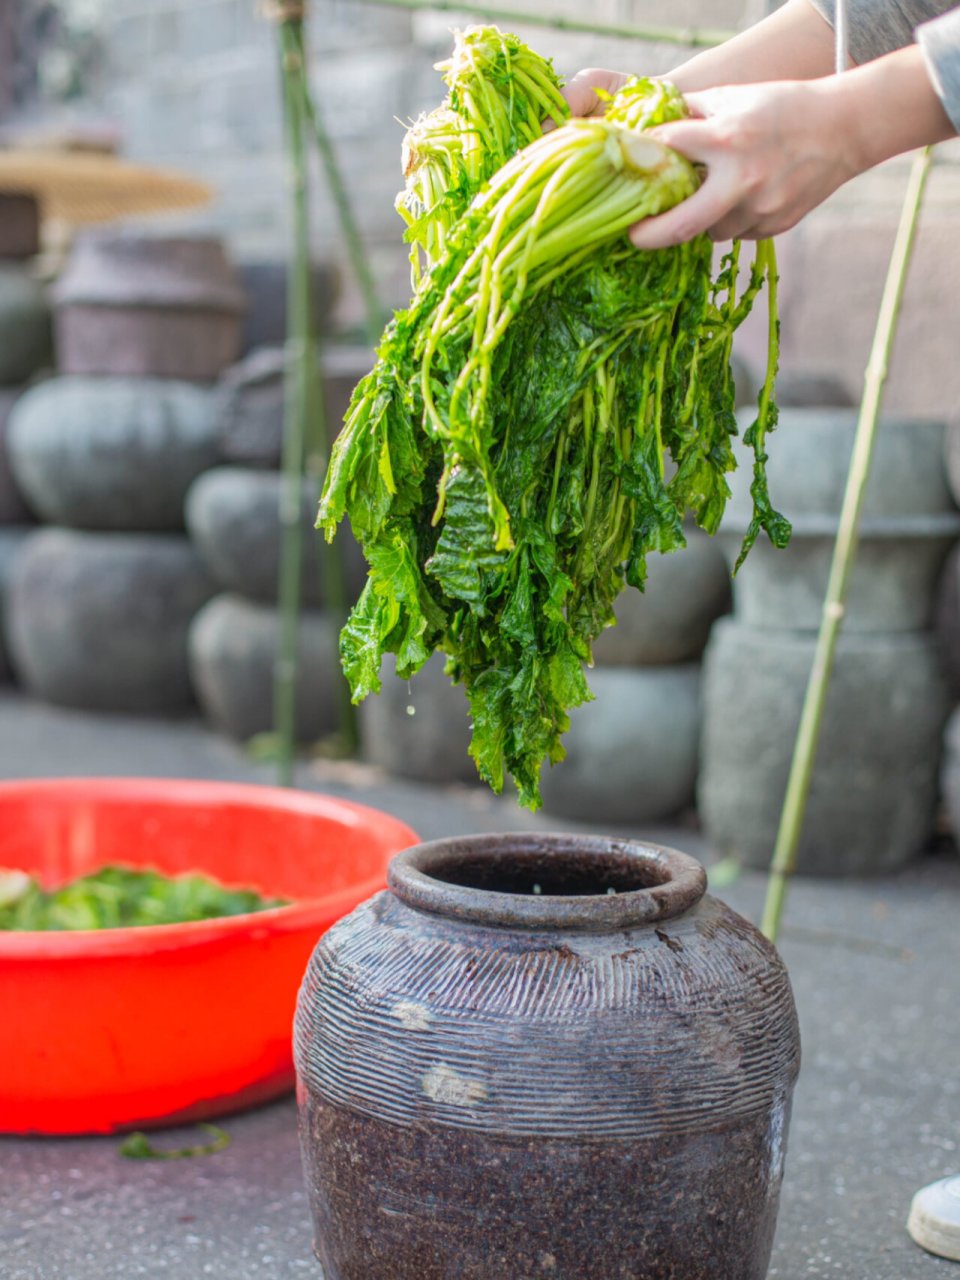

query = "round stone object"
[[0, 265, 51, 386], [939, 706, 960, 852], [0, 527, 33, 682], [358, 652, 476, 785], [53, 232, 245, 381], [185, 466, 366, 607], [0, 390, 35, 525], [540, 665, 701, 824], [699, 618, 948, 876], [907, 1176, 960, 1262], [722, 410, 959, 631], [6, 376, 217, 531], [188, 593, 341, 743], [6, 529, 214, 713], [592, 532, 730, 666], [215, 344, 375, 469], [935, 542, 960, 697]]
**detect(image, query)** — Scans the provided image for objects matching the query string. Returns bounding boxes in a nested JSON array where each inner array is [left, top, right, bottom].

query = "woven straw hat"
[[0, 150, 211, 224]]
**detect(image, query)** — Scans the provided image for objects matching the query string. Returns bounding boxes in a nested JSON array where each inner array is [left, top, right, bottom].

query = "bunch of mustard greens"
[[319, 25, 789, 809]]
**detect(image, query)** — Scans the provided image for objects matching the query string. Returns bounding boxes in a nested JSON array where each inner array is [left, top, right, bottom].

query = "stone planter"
[[0, 194, 41, 260], [295, 834, 801, 1280], [699, 618, 948, 875], [722, 410, 960, 631], [357, 652, 475, 784], [539, 665, 700, 823], [6, 529, 214, 713], [7, 377, 217, 531], [0, 527, 32, 683], [0, 265, 51, 386], [185, 466, 366, 607], [0, 391, 34, 525], [53, 233, 245, 380], [936, 543, 960, 697], [939, 705, 960, 850], [215, 344, 375, 469], [237, 261, 339, 353], [188, 593, 340, 742], [592, 531, 729, 666]]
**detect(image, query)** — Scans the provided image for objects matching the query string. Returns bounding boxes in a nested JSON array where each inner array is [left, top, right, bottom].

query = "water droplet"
[[607, 887, 617, 895], [532, 883, 542, 895], [406, 705, 416, 717]]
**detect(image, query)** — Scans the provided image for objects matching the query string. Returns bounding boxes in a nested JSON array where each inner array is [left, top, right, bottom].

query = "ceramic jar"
[[295, 834, 801, 1280], [53, 232, 245, 380]]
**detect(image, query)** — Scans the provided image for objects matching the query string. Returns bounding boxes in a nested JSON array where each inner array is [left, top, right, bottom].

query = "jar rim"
[[387, 834, 707, 932]]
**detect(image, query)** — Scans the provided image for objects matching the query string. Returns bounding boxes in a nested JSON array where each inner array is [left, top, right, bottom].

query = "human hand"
[[627, 79, 857, 248], [561, 67, 634, 118]]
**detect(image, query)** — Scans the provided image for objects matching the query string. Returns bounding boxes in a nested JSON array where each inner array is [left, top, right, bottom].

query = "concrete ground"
[[0, 688, 958, 1280]]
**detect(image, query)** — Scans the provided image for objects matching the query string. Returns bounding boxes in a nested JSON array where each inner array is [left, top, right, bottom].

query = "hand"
[[628, 78, 858, 247], [561, 67, 633, 118]]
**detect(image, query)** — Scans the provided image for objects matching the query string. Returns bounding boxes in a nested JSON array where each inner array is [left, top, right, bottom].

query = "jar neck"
[[387, 834, 707, 932]]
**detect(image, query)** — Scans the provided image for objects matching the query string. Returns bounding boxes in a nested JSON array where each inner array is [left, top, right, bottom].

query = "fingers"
[[561, 68, 628, 119], [629, 166, 740, 249]]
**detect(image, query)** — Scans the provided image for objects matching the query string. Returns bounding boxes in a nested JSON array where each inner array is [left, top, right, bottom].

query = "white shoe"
[[908, 1175, 960, 1261]]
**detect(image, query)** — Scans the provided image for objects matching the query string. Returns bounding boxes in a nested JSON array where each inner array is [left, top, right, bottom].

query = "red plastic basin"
[[0, 777, 417, 1135]]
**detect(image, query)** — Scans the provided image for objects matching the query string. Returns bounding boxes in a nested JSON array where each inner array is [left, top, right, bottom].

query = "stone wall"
[[37, 0, 960, 416]]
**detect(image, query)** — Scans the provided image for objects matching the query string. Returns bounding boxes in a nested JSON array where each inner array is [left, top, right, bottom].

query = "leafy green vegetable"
[[319, 26, 789, 809], [0, 865, 288, 931], [119, 1124, 230, 1161]]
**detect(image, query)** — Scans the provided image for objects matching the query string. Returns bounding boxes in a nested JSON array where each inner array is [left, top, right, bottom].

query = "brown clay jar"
[[294, 834, 801, 1279]]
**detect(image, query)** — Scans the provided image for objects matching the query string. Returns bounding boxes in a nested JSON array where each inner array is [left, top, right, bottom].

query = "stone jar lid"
[[725, 408, 954, 521], [52, 231, 247, 314]]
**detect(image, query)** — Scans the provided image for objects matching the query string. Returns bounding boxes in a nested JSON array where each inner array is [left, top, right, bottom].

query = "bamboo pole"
[[273, 16, 315, 786], [761, 145, 934, 943], [364, 0, 735, 47]]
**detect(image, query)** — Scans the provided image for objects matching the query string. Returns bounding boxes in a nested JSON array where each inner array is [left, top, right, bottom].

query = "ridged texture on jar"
[[294, 889, 800, 1141]]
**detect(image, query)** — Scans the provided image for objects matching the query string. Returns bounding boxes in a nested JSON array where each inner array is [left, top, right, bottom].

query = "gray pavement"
[[0, 688, 958, 1279]]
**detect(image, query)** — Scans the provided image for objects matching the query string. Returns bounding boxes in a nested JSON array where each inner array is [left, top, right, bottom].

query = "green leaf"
[[119, 1124, 230, 1161]]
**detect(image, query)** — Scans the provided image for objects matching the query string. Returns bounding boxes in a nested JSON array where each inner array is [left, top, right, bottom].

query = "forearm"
[[669, 0, 835, 93], [833, 41, 956, 168]]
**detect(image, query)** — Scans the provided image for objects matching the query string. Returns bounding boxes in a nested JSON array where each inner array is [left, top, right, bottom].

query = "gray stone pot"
[[358, 652, 476, 784], [237, 261, 339, 353], [936, 543, 960, 697], [53, 233, 245, 381], [0, 265, 51, 386], [185, 466, 366, 607], [7, 377, 217, 531], [215, 344, 374, 469], [0, 391, 35, 525], [939, 705, 960, 851], [592, 531, 730, 666], [722, 409, 960, 631], [0, 194, 40, 260], [6, 528, 214, 713], [188, 593, 340, 742], [0, 527, 33, 683], [539, 665, 701, 824], [699, 618, 948, 875]]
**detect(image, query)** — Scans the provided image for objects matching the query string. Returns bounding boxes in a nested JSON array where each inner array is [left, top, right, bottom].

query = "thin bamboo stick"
[[363, 0, 735, 47], [761, 145, 934, 943], [274, 18, 315, 787]]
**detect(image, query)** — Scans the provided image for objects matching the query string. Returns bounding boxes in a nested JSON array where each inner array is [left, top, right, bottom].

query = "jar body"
[[295, 839, 800, 1280]]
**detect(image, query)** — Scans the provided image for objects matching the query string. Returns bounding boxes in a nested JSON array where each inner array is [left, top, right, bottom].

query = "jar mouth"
[[387, 834, 707, 931]]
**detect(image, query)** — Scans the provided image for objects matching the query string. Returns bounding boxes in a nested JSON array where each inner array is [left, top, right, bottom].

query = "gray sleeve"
[[808, 1, 960, 133], [808, 1, 955, 64], [917, 8, 960, 130]]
